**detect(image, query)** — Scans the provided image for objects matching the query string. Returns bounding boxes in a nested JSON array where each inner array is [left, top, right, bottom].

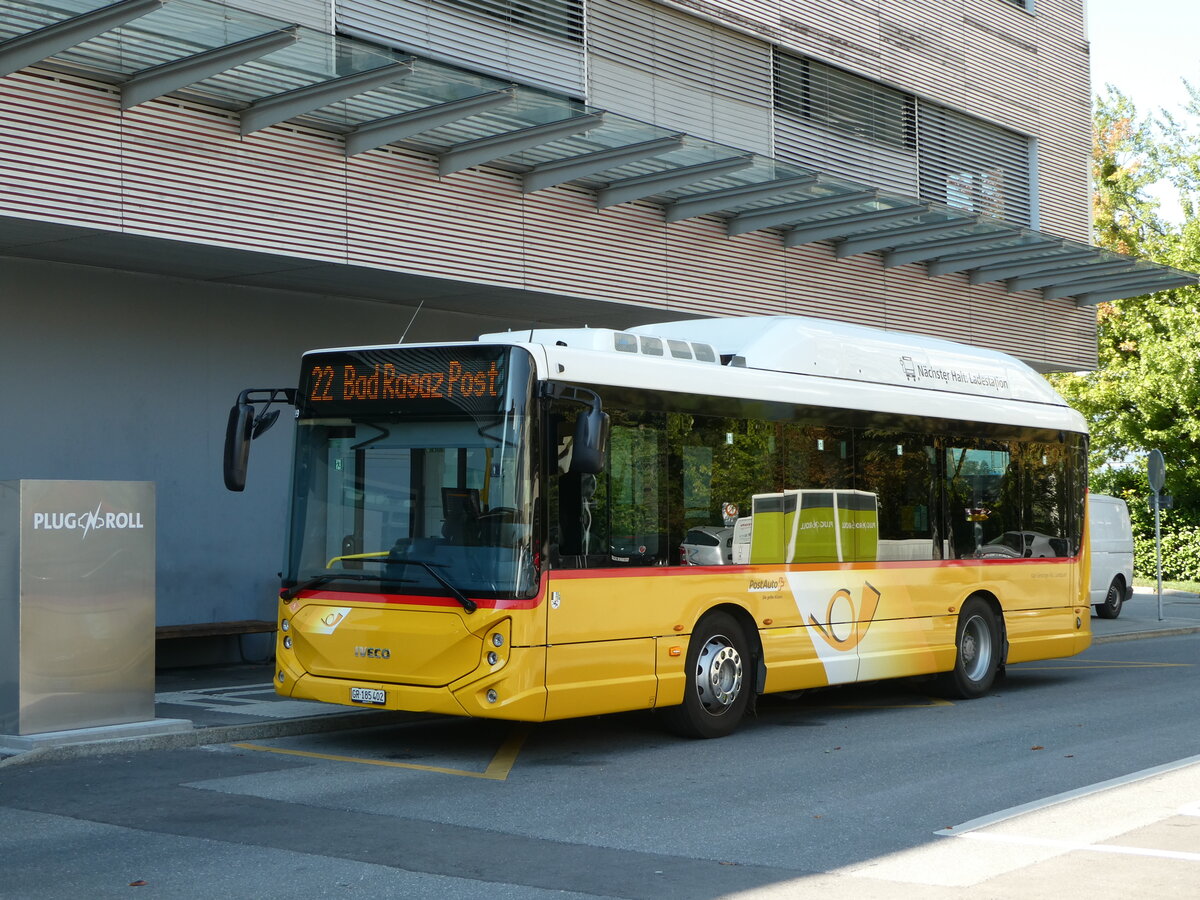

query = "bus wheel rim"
[[696, 636, 743, 712], [961, 615, 992, 682]]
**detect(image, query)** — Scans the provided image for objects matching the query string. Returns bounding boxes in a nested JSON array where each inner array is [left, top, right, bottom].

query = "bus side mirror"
[[569, 408, 609, 475], [223, 388, 298, 492], [253, 408, 281, 438], [223, 399, 254, 492]]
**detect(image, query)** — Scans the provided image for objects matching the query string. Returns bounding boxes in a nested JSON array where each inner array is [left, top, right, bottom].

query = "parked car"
[[976, 530, 1069, 559], [1089, 493, 1135, 619], [680, 526, 733, 565]]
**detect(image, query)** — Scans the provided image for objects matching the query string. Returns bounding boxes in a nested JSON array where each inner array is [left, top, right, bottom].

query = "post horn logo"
[[808, 582, 881, 651]]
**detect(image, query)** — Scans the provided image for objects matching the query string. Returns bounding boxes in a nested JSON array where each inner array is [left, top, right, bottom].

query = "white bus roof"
[[474, 315, 1085, 434]]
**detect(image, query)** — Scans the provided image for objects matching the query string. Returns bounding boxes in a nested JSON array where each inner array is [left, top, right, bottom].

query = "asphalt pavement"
[[2, 585, 1197, 764], [1, 590, 1198, 898]]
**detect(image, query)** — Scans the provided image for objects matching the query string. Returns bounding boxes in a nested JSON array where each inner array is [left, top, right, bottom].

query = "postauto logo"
[[32, 503, 146, 538]]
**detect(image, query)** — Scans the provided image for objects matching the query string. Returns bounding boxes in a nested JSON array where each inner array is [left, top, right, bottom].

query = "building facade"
[[0, 0, 1190, 655]]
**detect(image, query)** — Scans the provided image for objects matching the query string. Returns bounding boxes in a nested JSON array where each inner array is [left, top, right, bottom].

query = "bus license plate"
[[350, 687, 386, 705]]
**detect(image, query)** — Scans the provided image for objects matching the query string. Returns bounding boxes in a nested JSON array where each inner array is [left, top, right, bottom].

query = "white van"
[[1089, 493, 1135, 618]]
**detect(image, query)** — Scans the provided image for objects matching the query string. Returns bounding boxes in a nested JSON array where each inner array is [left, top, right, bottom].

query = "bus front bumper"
[[275, 644, 548, 722]]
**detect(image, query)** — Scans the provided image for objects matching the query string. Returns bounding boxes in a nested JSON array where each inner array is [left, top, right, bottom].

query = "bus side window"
[[945, 442, 1019, 558], [782, 424, 854, 491], [669, 415, 780, 562], [550, 407, 604, 568], [855, 431, 936, 561], [601, 412, 667, 566], [1018, 440, 1073, 558], [554, 471, 596, 560], [551, 404, 668, 568]]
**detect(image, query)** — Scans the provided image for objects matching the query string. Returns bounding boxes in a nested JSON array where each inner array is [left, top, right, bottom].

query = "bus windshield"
[[284, 347, 537, 602]]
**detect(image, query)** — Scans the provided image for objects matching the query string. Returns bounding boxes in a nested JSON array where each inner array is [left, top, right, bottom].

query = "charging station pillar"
[[0, 480, 155, 735]]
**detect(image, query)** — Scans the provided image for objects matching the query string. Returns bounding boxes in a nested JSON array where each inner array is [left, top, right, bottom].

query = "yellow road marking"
[[481, 729, 527, 779], [824, 697, 954, 709], [1084, 659, 1194, 666], [232, 727, 528, 780], [1012, 660, 1191, 670]]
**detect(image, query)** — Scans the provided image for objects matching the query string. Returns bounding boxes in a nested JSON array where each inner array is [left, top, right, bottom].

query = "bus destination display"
[[299, 347, 512, 414], [310, 359, 500, 402]]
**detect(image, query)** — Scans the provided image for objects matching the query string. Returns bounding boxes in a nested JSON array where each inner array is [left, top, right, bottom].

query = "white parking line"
[[156, 684, 356, 718], [956, 830, 1200, 862]]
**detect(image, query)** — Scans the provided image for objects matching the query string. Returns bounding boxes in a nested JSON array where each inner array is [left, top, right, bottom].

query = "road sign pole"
[[1154, 491, 1164, 621], [1148, 449, 1166, 622]]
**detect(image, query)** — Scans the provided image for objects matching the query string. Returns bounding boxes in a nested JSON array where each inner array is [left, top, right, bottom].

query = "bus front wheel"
[[938, 597, 1000, 699], [663, 611, 751, 739]]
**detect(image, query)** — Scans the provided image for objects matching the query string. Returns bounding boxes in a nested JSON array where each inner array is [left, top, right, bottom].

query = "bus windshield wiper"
[[280, 571, 382, 601], [352, 557, 478, 613]]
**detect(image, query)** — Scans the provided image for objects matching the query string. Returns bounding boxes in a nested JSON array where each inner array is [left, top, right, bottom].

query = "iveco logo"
[[354, 646, 391, 659]]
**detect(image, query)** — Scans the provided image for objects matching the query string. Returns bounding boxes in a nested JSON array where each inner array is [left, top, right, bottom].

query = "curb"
[[0, 709, 422, 769], [1094, 625, 1200, 644]]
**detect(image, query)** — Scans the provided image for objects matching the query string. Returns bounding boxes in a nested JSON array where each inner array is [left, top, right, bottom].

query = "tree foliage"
[[1090, 89, 1167, 256], [1050, 86, 1200, 519]]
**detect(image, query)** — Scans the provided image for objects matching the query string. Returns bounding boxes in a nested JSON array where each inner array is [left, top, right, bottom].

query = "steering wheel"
[[477, 507, 519, 545]]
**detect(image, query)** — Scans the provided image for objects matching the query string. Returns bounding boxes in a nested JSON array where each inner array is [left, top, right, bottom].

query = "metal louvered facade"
[[650, 0, 1090, 242], [222, 0, 331, 31], [586, 0, 772, 154], [337, 0, 587, 95], [773, 52, 1034, 227], [917, 101, 1034, 227], [773, 52, 920, 198], [0, 0, 1189, 362]]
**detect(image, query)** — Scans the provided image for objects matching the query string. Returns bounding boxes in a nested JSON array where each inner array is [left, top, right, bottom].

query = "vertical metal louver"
[[587, 0, 771, 153], [336, 0, 585, 95], [917, 102, 1033, 227], [772, 51, 919, 195]]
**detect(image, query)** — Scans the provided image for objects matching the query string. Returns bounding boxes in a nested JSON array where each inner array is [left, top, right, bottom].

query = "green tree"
[[1050, 87, 1200, 522], [1090, 88, 1168, 256]]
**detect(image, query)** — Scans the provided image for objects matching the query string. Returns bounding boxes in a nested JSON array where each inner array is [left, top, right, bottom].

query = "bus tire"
[[938, 597, 1000, 699], [1095, 577, 1124, 619], [663, 611, 751, 739]]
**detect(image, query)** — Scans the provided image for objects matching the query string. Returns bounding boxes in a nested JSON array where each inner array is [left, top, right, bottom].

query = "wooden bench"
[[155, 620, 276, 640]]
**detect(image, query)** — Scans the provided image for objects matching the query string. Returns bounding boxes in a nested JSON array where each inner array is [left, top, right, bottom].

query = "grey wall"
[[1, 257, 485, 631]]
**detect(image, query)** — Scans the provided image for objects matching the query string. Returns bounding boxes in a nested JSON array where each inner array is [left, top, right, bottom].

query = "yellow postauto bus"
[[224, 315, 1091, 738]]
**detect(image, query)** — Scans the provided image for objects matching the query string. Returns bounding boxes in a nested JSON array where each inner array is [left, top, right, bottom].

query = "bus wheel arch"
[[938, 593, 1005, 699], [662, 606, 757, 739]]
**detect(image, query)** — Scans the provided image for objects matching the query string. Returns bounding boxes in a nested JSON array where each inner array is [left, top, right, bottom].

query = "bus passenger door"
[[543, 407, 664, 720]]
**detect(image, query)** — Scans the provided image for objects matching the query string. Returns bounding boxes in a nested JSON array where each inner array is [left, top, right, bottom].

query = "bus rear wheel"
[[663, 611, 751, 739], [938, 597, 1000, 699]]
